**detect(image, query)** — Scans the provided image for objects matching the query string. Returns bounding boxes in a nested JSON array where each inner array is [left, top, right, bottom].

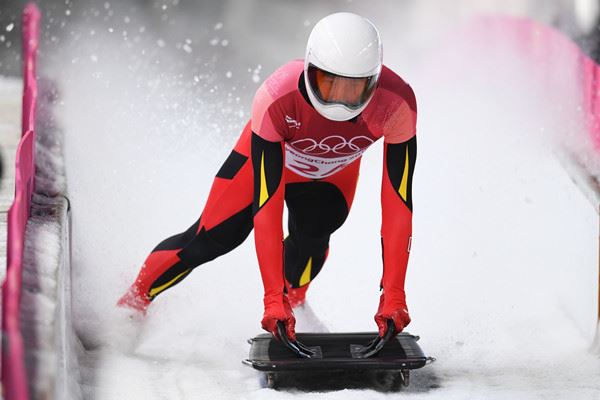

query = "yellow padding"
[[149, 268, 191, 298], [259, 151, 269, 207], [299, 257, 313, 287], [398, 146, 409, 201]]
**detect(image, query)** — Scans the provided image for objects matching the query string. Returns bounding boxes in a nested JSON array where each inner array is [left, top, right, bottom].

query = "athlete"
[[118, 12, 417, 342]]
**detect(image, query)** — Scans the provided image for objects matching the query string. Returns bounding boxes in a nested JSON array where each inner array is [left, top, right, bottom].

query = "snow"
[[17, 79, 80, 399], [43, 1, 600, 398], [21, 194, 63, 398]]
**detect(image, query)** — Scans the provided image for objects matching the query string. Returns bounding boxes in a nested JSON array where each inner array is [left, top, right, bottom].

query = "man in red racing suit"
[[118, 13, 417, 341]]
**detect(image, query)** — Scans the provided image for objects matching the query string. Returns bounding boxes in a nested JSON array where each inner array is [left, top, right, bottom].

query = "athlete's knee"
[[177, 205, 253, 266], [286, 181, 350, 237], [152, 218, 201, 252]]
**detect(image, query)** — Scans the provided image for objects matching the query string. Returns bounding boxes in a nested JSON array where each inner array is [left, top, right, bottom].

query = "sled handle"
[[352, 319, 396, 359], [276, 321, 317, 359]]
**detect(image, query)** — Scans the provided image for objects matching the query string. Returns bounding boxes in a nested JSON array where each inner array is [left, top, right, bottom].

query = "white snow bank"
[[19, 83, 83, 399]]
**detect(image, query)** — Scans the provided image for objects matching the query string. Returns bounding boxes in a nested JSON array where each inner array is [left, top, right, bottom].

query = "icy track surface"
[[53, 2, 599, 399]]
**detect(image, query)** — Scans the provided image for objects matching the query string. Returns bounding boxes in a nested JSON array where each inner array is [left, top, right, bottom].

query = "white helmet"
[[304, 12, 382, 121]]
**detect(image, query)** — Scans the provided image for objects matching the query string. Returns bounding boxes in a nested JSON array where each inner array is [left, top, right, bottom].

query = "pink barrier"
[[21, 2, 39, 138], [582, 55, 600, 150], [466, 16, 600, 153], [1, 3, 41, 400]]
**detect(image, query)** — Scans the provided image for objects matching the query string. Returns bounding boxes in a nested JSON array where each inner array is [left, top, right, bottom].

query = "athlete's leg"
[[283, 159, 361, 307], [118, 124, 254, 312]]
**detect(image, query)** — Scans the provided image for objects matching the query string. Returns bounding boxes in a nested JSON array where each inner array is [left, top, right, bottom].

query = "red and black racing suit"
[[118, 60, 417, 339]]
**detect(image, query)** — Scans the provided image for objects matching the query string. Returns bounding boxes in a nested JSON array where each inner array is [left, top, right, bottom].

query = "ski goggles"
[[307, 63, 378, 109]]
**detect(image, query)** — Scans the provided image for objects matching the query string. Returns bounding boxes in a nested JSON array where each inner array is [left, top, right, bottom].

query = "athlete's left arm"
[[376, 84, 417, 337]]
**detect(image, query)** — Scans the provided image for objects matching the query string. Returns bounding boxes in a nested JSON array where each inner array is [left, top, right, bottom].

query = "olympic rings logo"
[[290, 135, 374, 155]]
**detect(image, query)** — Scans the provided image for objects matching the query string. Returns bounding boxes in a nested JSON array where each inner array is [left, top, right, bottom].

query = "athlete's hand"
[[261, 293, 296, 341], [374, 292, 411, 337]]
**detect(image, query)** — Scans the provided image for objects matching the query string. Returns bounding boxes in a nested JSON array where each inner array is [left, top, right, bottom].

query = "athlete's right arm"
[[250, 75, 295, 340]]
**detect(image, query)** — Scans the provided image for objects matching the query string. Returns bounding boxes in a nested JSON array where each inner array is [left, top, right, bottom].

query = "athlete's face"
[[315, 69, 370, 106], [317, 70, 368, 104], [308, 65, 378, 109]]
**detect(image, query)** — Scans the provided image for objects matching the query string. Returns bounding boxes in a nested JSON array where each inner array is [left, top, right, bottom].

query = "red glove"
[[261, 293, 296, 341], [374, 292, 411, 337]]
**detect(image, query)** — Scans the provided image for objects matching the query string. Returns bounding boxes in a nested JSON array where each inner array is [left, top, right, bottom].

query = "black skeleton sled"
[[244, 321, 435, 390]]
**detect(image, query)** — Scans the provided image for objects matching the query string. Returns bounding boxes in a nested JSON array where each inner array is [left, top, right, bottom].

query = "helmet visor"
[[307, 63, 378, 109]]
